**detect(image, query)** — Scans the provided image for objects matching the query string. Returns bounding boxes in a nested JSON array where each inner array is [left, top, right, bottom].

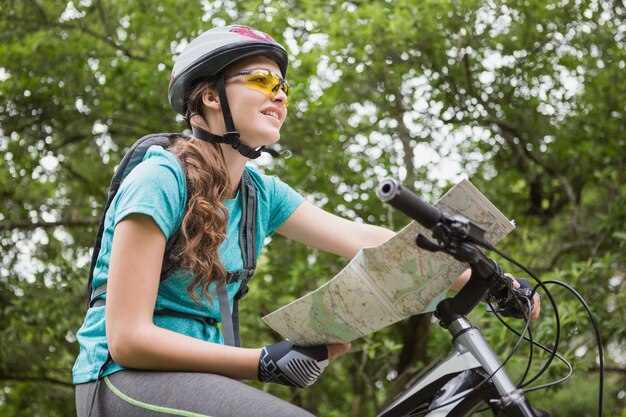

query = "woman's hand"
[[327, 343, 351, 361], [507, 274, 541, 320], [454, 270, 541, 320]]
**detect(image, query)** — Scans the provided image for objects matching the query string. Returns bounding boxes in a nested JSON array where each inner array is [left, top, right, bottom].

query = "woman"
[[73, 25, 539, 417]]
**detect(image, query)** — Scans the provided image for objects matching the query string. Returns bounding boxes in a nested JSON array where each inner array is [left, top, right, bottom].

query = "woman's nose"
[[272, 87, 288, 107]]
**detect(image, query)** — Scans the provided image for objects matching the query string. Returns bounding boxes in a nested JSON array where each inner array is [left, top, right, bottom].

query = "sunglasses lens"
[[242, 71, 291, 106]]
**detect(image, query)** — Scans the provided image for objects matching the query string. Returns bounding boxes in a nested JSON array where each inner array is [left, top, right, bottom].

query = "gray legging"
[[75, 370, 316, 417]]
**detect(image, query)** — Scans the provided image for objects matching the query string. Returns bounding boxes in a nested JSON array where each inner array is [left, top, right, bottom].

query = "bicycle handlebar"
[[377, 178, 442, 230], [378, 178, 492, 248], [377, 178, 536, 318]]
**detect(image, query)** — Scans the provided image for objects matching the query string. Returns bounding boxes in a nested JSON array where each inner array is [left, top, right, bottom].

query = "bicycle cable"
[[448, 278, 602, 417], [399, 250, 603, 417], [490, 307, 573, 390], [490, 308, 535, 386], [518, 323, 534, 388], [542, 279, 604, 417], [493, 248, 604, 417], [457, 270, 571, 416], [420, 247, 559, 416], [473, 303, 564, 415], [491, 247, 562, 388]]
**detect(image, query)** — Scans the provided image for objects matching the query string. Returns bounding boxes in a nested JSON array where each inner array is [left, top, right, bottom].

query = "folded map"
[[262, 180, 515, 346]]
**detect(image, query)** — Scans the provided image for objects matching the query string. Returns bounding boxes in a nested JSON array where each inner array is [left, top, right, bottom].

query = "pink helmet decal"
[[230, 25, 276, 42]]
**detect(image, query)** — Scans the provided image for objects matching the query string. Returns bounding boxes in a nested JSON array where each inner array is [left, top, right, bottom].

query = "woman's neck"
[[219, 144, 248, 197]]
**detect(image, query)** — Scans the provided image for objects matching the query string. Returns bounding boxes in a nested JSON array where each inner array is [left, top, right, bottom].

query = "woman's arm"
[[275, 201, 395, 259], [105, 214, 261, 380], [277, 201, 467, 291]]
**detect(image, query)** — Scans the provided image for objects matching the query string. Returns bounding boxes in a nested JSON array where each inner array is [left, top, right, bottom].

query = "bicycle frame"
[[376, 349, 485, 417], [377, 314, 542, 417], [376, 179, 548, 417]]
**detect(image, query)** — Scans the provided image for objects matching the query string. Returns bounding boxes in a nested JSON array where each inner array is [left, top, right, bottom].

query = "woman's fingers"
[[531, 292, 541, 320], [327, 343, 351, 361]]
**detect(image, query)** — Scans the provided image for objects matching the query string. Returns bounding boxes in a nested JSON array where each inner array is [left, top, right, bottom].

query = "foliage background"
[[1, 0, 625, 416]]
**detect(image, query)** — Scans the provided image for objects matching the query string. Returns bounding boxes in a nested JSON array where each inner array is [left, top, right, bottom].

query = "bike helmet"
[[168, 25, 289, 159]]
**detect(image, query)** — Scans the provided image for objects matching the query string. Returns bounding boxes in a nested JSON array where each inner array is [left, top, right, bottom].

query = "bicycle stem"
[[431, 241, 540, 416]]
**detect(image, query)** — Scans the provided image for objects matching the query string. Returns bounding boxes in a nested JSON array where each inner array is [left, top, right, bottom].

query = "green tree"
[[1, 1, 624, 416]]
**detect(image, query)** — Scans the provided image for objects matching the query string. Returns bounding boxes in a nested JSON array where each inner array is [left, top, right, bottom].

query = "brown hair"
[[168, 79, 231, 303]]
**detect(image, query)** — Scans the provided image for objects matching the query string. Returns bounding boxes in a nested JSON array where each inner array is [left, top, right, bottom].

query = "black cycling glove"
[[486, 277, 535, 319], [258, 340, 329, 388]]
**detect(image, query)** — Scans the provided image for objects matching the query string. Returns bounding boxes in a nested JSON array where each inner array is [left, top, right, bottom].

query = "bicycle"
[[374, 179, 604, 417]]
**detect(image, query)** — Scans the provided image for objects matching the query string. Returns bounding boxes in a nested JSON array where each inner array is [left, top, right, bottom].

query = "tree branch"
[[0, 374, 73, 388], [386, 76, 417, 187], [24, 0, 144, 61], [483, 115, 583, 224], [461, 45, 475, 98], [545, 238, 598, 270], [590, 365, 626, 375], [59, 160, 108, 201], [94, 0, 115, 44], [0, 217, 99, 232]]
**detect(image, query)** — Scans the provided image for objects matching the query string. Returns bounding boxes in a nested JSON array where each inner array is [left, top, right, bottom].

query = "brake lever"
[[486, 277, 535, 319]]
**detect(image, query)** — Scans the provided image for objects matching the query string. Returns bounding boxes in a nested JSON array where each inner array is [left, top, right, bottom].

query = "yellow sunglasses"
[[225, 69, 291, 107]]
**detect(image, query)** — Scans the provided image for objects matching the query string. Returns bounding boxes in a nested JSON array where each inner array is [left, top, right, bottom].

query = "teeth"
[[262, 111, 279, 119]]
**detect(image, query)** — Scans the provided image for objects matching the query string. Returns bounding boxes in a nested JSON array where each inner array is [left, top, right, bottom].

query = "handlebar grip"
[[377, 178, 442, 230]]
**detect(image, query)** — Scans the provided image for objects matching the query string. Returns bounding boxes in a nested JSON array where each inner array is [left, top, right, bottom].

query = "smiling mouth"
[[261, 110, 280, 120]]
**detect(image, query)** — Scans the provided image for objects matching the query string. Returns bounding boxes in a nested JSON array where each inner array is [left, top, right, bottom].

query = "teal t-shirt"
[[72, 146, 304, 384]]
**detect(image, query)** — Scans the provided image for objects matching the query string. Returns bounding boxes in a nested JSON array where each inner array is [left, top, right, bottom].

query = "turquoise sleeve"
[[112, 153, 186, 239], [267, 175, 305, 235]]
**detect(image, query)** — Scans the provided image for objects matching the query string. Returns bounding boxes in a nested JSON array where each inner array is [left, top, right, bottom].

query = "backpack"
[[86, 133, 257, 347]]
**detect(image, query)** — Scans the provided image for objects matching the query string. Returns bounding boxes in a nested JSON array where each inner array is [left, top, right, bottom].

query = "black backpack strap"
[[86, 351, 113, 417], [89, 284, 108, 308], [217, 285, 236, 346], [86, 133, 179, 308], [90, 282, 218, 326], [237, 170, 258, 297], [160, 228, 183, 280], [153, 308, 218, 327], [218, 169, 257, 347]]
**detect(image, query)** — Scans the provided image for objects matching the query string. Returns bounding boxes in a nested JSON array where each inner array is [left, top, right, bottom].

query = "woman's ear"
[[202, 90, 220, 109]]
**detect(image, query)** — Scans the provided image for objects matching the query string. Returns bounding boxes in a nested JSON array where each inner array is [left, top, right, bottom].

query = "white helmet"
[[168, 25, 288, 116]]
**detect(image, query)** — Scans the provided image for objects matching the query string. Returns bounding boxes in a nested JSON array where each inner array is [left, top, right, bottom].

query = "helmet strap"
[[216, 75, 237, 134], [189, 75, 289, 160], [183, 109, 193, 130], [211, 75, 260, 158]]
